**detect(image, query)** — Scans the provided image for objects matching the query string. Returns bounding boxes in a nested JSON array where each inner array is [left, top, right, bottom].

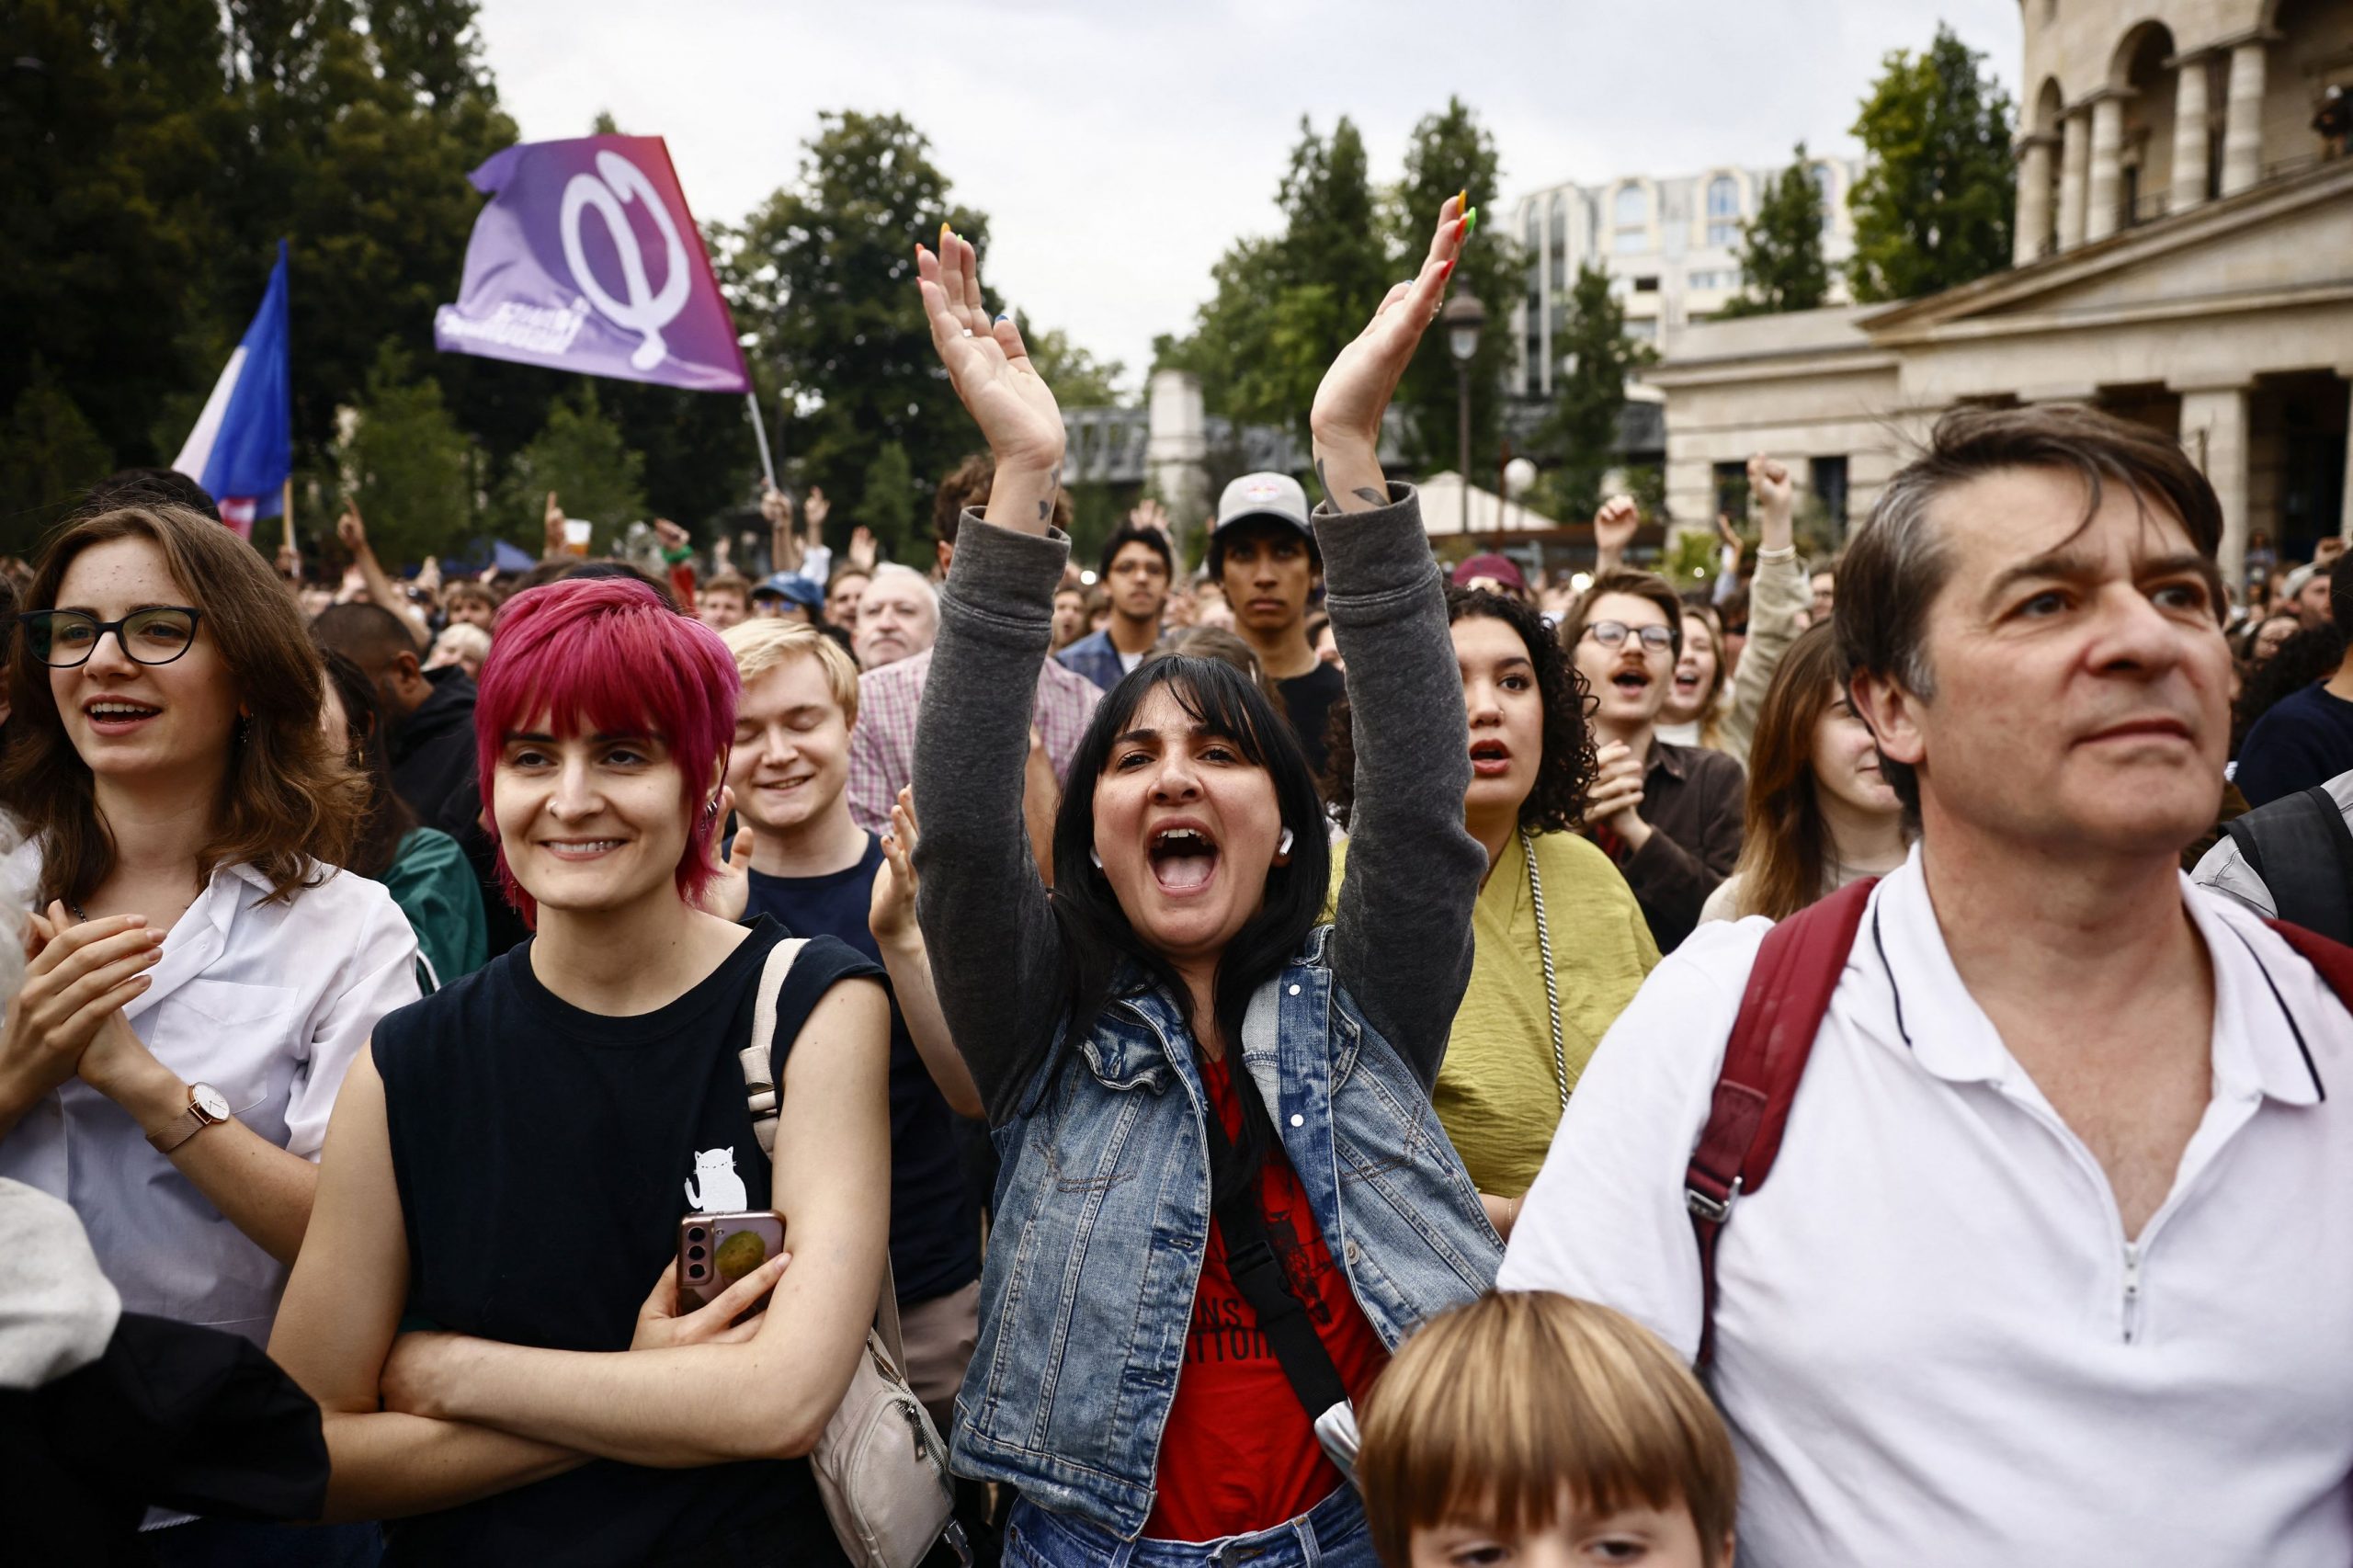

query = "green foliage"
[[1538, 266, 1655, 521], [335, 342, 473, 565], [1847, 24, 2017, 303], [850, 440, 916, 554], [1722, 146, 1831, 318], [1154, 116, 1392, 439], [1387, 98, 1521, 479], [0, 359, 116, 552], [721, 111, 991, 562], [499, 384, 646, 554], [1020, 322, 1127, 410]]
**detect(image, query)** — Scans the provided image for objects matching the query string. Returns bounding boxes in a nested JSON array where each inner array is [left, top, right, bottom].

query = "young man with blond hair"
[[710, 618, 981, 1438]]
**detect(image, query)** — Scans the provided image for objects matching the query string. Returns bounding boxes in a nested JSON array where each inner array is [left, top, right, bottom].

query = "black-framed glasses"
[[1583, 619, 1675, 652], [19, 608, 204, 668]]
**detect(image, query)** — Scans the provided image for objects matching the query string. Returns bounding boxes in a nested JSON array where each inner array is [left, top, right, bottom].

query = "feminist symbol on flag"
[[560, 150, 692, 372]]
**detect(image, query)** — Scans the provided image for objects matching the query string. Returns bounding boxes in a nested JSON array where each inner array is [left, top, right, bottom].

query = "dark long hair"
[[1049, 654, 1333, 1188], [318, 646, 417, 881], [2234, 622, 2347, 757], [5, 504, 363, 907], [1324, 586, 1595, 834]]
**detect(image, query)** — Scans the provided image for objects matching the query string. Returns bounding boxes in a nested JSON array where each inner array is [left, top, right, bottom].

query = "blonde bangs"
[[1358, 1293, 1737, 1568]]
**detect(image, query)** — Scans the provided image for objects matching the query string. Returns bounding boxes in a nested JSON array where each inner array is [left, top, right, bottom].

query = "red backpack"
[[1684, 877, 2353, 1368]]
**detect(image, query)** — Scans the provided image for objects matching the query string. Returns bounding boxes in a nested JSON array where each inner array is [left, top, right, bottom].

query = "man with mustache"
[[1505, 404, 2353, 1568]]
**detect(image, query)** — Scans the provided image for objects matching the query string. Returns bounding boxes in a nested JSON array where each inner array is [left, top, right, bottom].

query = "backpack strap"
[[1685, 877, 1877, 1370], [741, 936, 910, 1372], [2224, 786, 2353, 945], [2264, 919, 2353, 1020]]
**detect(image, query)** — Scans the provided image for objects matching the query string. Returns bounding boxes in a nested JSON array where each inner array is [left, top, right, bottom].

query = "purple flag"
[[435, 134, 750, 392]]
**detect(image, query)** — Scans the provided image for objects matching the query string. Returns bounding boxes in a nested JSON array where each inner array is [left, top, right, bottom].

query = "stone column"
[[1145, 369, 1210, 548], [2014, 137, 2056, 267], [2058, 110, 2090, 251], [2340, 371, 2353, 541], [2086, 96, 2126, 243], [2178, 384, 2252, 585], [2171, 55, 2211, 212], [2222, 39, 2268, 196]]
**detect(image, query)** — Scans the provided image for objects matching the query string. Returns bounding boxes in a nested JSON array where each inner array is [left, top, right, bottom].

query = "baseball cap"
[[1451, 553, 1527, 594], [755, 573, 824, 610], [1212, 472, 1313, 541]]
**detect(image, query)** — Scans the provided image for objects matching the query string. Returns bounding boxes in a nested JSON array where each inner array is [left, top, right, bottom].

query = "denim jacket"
[[912, 489, 1495, 1538]]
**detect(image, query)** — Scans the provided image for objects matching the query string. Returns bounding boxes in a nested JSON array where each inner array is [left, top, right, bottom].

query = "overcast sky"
[[474, 1, 2022, 394]]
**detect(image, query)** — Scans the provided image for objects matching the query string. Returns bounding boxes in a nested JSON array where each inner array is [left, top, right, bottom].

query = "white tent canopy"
[[1414, 472, 1564, 538]]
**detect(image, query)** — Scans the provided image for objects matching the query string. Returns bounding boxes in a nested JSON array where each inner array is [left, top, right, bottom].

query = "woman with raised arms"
[[907, 203, 1497, 1568]]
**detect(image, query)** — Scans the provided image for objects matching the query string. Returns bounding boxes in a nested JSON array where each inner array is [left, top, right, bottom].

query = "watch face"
[[191, 1084, 232, 1121]]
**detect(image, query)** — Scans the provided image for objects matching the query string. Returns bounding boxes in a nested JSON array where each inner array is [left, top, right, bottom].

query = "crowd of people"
[[4, 192, 2352, 1568]]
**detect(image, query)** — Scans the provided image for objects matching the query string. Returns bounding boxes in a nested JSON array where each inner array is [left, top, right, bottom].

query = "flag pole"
[[745, 392, 777, 490], [282, 477, 295, 557]]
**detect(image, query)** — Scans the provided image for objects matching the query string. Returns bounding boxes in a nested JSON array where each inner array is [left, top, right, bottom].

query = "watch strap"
[[147, 1095, 225, 1155]]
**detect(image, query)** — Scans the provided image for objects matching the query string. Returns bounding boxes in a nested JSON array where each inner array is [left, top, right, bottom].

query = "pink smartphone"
[[676, 1210, 786, 1312]]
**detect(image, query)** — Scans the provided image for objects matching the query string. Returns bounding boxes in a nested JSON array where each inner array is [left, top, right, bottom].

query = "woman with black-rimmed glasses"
[[0, 501, 419, 1565]]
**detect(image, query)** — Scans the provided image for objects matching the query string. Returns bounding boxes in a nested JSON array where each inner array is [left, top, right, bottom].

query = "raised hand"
[[654, 517, 690, 551], [542, 492, 566, 559], [759, 485, 791, 531], [803, 487, 830, 544], [915, 225, 1063, 532], [699, 786, 751, 923], [1746, 454, 1795, 551], [870, 788, 922, 946], [847, 526, 878, 572], [336, 500, 369, 556], [1128, 497, 1172, 542], [1594, 494, 1639, 574], [1309, 194, 1470, 510]]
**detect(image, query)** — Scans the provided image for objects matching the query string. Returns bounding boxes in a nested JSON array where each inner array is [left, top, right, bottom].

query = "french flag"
[[173, 242, 292, 540]]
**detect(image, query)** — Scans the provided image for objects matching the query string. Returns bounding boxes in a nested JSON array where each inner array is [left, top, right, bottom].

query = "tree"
[[1538, 266, 1655, 522], [722, 111, 991, 562], [1847, 24, 2017, 303], [1387, 98, 1522, 480], [1019, 322, 1127, 410], [499, 384, 646, 554], [849, 440, 915, 554], [1722, 145, 1831, 318], [1154, 116, 1392, 442], [335, 342, 473, 565], [0, 359, 115, 551]]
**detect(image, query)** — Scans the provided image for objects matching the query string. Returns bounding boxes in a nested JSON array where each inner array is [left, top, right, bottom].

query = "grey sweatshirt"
[[911, 486, 1483, 1126]]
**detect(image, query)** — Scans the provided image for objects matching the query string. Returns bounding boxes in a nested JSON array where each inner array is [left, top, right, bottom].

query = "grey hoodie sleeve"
[[910, 517, 1075, 1126], [1319, 485, 1485, 1091]]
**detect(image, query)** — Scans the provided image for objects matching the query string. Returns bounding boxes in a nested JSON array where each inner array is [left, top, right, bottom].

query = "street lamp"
[[1442, 289, 1486, 537]]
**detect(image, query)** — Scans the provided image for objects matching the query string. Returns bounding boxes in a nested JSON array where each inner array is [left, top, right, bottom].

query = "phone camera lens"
[[688, 1244, 706, 1261], [687, 1227, 707, 1244]]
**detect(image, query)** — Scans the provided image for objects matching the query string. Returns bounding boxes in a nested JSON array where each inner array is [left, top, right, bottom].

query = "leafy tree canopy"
[[1847, 24, 2016, 303], [1722, 144, 1831, 318]]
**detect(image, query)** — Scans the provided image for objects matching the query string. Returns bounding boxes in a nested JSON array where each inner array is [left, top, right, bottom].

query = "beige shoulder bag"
[[742, 937, 964, 1568]]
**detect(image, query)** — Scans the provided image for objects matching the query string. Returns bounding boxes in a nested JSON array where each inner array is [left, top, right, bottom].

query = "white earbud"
[[1089, 848, 1104, 869], [1278, 827, 1295, 857]]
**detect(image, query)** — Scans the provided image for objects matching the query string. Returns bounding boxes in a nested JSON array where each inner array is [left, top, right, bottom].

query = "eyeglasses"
[[19, 608, 204, 668], [1582, 619, 1675, 652]]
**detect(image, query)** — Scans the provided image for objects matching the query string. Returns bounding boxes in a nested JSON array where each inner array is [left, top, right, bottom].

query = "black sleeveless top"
[[373, 917, 879, 1567]]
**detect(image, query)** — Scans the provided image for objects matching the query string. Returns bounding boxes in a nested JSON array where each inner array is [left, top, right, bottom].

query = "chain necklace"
[[1518, 827, 1570, 1110]]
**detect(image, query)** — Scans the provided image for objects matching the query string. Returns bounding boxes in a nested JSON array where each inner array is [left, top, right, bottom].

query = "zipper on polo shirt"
[[2121, 1242, 2143, 1344]]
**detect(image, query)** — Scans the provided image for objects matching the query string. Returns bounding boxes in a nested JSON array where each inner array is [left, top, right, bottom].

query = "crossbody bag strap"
[[742, 935, 909, 1371], [1199, 1067, 1351, 1422]]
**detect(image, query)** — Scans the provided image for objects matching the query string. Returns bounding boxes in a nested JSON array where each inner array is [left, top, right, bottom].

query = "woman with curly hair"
[[1324, 586, 1654, 1236]]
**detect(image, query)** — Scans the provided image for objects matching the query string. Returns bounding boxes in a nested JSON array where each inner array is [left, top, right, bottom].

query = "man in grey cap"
[[1209, 472, 1347, 778]]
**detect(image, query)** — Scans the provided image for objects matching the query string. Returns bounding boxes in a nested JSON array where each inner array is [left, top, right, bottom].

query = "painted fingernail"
[[1456, 187, 1466, 213], [1464, 207, 1478, 235], [995, 312, 1009, 323], [1440, 258, 1457, 282]]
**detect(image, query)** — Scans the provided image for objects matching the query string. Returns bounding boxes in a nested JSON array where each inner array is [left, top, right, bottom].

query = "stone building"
[[1652, 0, 2353, 586]]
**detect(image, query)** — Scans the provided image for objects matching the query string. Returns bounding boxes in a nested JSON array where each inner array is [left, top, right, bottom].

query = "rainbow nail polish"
[[1464, 207, 1478, 235]]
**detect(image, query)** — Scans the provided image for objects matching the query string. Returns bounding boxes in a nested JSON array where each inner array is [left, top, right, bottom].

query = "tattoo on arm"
[[1040, 464, 1063, 524], [1352, 487, 1386, 506]]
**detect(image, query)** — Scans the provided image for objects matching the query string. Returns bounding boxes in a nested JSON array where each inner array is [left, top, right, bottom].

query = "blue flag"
[[173, 241, 291, 537]]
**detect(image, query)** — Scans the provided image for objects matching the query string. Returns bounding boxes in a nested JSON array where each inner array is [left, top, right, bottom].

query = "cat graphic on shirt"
[[684, 1146, 748, 1212]]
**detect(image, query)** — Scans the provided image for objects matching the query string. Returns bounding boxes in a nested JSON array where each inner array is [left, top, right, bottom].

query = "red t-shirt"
[[1145, 1058, 1391, 1542]]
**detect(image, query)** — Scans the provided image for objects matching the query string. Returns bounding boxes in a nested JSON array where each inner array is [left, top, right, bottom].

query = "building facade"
[[1652, 0, 2353, 587], [1508, 155, 1864, 399]]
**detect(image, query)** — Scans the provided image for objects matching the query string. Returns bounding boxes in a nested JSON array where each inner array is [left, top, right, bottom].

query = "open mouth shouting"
[[1609, 667, 1654, 699], [83, 697, 163, 735], [1469, 738, 1513, 778], [1146, 820, 1221, 895], [1672, 668, 1703, 700]]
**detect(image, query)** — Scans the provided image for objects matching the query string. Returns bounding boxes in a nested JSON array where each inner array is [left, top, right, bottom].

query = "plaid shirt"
[[848, 647, 1104, 835]]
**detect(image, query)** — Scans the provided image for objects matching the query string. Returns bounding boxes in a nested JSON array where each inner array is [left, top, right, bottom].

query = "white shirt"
[[1501, 846, 2353, 1568], [0, 861, 419, 1348]]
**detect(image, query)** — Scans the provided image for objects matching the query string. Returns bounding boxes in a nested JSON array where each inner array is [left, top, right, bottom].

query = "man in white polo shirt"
[[1502, 403, 2353, 1568]]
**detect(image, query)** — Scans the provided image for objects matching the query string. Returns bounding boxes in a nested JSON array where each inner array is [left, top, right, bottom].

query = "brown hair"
[[1836, 403, 2225, 813], [442, 579, 499, 617], [1723, 622, 1853, 920], [1563, 569, 1685, 661], [1677, 601, 1729, 747], [932, 451, 1071, 548], [318, 645, 417, 881], [1359, 1291, 1738, 1568], [6, 505, 364, 907]]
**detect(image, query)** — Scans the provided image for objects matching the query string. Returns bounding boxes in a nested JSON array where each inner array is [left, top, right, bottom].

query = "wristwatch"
[[148, 1082, 233, 1154]]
